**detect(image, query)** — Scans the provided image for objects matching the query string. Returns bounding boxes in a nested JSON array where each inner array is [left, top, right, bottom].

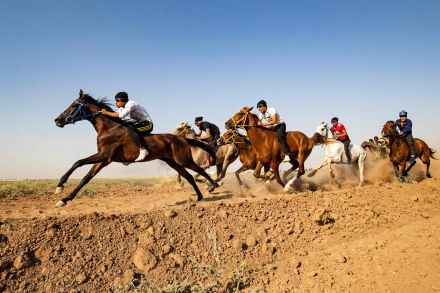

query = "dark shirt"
[[395, 119, 413, 136], [199, 121, 220, 138]]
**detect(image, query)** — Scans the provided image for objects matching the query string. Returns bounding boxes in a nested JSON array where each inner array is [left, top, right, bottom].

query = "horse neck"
[[310, 132, 322, 145], [244, 114, 267, 143], [87, 105, 121, 134]]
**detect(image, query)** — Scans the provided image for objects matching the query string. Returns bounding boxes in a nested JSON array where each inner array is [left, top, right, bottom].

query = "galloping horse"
[[308, 122, 367, 186], [218, 129, 272, 186], [172, 123, 238, 184], [382, 121, 436, 179], [225, 107, 316, 191], [54, 90, 219, 206]]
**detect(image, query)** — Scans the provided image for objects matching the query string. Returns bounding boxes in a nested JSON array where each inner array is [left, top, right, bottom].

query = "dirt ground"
[[1, 158, 440, 292]]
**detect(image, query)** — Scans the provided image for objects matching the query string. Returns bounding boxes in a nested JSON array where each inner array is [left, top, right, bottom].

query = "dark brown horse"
[[382, 120, 436, 179], [225, 107, 317, 191], [218, 129, 271, 186], [53, 90, 219, 206]]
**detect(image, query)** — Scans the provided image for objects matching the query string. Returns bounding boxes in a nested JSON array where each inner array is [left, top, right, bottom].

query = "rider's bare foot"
[[135, 149, 148, 162]]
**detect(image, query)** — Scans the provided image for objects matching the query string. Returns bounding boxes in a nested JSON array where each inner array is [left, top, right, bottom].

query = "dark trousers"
[[341, 139, 351, 163], [405, 134, 416, 157], [209, 135, 220, 148], [129, 121, 153, 148], [275, 123, 290, 155]]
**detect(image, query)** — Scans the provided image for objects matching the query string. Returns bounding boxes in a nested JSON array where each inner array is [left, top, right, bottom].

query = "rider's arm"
[[258, 109, 278, 127], [337, 128, 348, 139], [199, 128, 211, 140], [196, 129, 202, 137], [99, 109, 120, 118], [401, 120, 412, 134]]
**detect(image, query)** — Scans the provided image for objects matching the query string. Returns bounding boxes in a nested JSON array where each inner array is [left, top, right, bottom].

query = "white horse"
[[308, 122, 367, 186]]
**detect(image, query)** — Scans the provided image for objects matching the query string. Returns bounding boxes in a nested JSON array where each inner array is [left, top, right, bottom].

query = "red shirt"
[[331, 123, 349, 141]]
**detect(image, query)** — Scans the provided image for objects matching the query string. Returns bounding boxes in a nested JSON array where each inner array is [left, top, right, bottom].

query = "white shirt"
[[118, 100, 152, 123], [258, 107, 285, 128]]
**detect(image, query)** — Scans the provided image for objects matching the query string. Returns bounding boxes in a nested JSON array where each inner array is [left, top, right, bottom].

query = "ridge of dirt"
[[1, 176, 440, 292]]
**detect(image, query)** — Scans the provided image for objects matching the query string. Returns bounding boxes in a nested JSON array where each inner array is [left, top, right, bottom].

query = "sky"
[[0, 0, 439, 179]]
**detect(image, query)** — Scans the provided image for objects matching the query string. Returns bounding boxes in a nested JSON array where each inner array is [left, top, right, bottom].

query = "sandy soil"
[[1, 159, 440, 292]]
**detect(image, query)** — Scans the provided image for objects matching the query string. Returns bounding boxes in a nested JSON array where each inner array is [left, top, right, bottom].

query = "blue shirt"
[[395, 119, 413, 135]]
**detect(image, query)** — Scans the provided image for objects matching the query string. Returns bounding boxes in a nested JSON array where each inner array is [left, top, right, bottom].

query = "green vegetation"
[[0, 177, 174, 199]]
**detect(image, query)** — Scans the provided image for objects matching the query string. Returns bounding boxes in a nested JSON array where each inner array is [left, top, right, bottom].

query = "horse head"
[[225, 106, 255, 130], [218, 129, 245, 145], [172, 122, 196, 138], [55, 89, 112, 128], [382, 120, 398, 137]]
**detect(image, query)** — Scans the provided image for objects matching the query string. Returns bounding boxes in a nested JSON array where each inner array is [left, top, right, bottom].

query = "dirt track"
[[1, 160, 440, 292]]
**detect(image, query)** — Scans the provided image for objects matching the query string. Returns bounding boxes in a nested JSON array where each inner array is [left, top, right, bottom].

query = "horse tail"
[[430, 148, 437, 160], [185, 138, 217, 165]]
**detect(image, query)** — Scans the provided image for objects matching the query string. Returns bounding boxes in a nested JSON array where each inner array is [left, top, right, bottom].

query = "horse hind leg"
[[426, 159, 432, 178], [163, 159, 204, 201]]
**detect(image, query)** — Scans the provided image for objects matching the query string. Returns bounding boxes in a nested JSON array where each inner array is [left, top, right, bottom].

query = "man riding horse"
[[100, 92, 153, 162], [396, 110, 416, 164], [330, 117, 351, 165], [256, 100, 292, 162], [194, 117, 221, 148]]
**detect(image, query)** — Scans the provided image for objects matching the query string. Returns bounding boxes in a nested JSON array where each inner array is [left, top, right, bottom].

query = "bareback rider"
[[256, 100, 292, 162], [330, 117, 351, 164], [194, 117, 221, 148], [396, 110, 416, 164], [99, 92, 153, 162]]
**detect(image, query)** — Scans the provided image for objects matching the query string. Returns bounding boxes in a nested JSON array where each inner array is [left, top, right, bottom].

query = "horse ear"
[[248, 106, 254, 111], [79, 89, 84, 97]]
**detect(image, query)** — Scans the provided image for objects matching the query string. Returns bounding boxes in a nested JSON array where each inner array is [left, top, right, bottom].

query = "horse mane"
[[84, 94, 115, 112]]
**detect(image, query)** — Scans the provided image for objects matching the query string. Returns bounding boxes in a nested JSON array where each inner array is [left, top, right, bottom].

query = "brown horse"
[[53, 90, 219, 206], [225, 107, 317, 191], [382, 120, 436, 179], [218, 129, 272, 186]]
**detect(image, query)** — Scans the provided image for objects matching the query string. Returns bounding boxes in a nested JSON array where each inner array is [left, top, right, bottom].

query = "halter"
[[60, 98, 100, 124]]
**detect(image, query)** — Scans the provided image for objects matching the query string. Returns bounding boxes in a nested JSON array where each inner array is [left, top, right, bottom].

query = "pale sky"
[[1, 0, 439, 179]]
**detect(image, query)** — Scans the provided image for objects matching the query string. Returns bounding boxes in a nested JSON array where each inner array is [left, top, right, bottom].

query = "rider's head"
[[115, 92, 129, 107], [399, 110, 407, 122], [257, 100, 267, 113], [331, 117, 339, 126], [374, 136, 379, 142], [195, 116, 203, 127]]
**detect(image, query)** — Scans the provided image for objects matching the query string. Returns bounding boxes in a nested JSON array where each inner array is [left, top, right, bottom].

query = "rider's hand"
[[100, 109, 109, 115], [257, 121, 263, 126], [399, 132, 405, 137]]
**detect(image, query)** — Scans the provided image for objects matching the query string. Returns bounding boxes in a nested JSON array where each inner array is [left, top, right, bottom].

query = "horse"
[[53, 90, 219, 206], [307, 122, 367, 186], [225, 107, 317, 192], [171, 123, 239, 185], [382, 120, 436, 179], [218, 129, 272, 186]]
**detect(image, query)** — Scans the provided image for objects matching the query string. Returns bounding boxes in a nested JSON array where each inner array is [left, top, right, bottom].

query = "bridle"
[[229, 110, 252, 129], [60, 97, 100, 124], [220, 130, 247, 145]]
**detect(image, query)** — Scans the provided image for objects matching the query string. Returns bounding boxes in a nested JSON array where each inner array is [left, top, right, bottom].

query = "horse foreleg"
[[328, 161, 335, 179], [56, 153, 108, 194], [403, 160, 416, 176], [235, 165, 249, 186], [57, 161, 109, 207], [177, 174, 184, 187], [252, 162, 266, 180], [268, 161, 284, 188], [308, 159, 329, 177]]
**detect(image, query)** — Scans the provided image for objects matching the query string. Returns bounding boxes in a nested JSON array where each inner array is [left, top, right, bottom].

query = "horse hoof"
[[54, 187, 64, 194], [197, 196, 203, 201], [55, 200, 66, 207]]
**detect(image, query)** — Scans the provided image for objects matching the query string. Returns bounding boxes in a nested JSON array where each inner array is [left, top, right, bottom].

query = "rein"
[[60, 98, 100, 124], [221, 131, 247, 144]]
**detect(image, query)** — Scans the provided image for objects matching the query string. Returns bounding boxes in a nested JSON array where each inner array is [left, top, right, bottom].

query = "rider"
[[194, 117, 221, 148], [396, 110, 416, 164], [330, 117, 352, 164], [256, 100, 292, 162], [100, 92, 153, 162]]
